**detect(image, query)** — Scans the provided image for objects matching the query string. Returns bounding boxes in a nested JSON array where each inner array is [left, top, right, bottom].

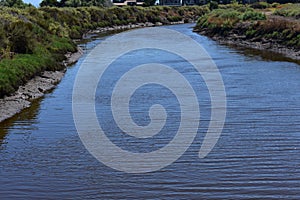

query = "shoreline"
[[194, 15, 300, 62], [86, 21, 185, 35], [209, 34, 300, 62], [0, 22, 185, 123]]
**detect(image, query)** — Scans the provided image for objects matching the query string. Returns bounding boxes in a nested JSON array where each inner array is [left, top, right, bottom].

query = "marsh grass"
[[196, 7, 266, 34]]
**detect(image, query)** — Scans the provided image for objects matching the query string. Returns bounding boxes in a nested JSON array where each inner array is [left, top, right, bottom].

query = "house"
[[112, 0, 201, 6], [159, 0, 182, 5], [112, 0, 144, 6], [182, 0, 201, 5]]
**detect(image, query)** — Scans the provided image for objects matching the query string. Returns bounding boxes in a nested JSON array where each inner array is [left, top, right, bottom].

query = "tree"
[[40, 0, 109, 7], [40, 0, 59, 7], [209, 0, 218, 10], [0, 0, 26, 7], [143, 0, 156, 6], [64, 0, 81, 7]]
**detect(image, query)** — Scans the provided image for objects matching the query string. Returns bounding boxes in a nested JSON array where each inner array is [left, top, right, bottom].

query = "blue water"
[[1, 24, 300, 199]]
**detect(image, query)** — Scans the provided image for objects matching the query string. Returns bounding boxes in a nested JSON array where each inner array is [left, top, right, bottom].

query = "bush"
[[209, 1, 219, 10], [271, 2, 280, 8], [241, 10, 266, 21], [195, 3, 299, 52], [195, 7, 267, 35], [250, 2, 270, 9], [273, 3, 300, 19]]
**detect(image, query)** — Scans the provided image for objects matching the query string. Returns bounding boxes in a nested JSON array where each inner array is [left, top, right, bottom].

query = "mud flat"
[[210, 34, 300, 61]]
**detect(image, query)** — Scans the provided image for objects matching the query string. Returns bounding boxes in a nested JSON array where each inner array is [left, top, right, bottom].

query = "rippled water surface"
[[1, 24, 300, 199]]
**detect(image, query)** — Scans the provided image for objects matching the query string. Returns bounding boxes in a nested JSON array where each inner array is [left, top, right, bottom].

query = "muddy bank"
[[85, 21, 185, 35], [194, 15, 300, 62], [205, 33, 300, 61], [0, 47, 83, 123]]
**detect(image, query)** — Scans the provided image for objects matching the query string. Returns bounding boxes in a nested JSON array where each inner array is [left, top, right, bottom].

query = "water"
[[1, 24, 300, 199]]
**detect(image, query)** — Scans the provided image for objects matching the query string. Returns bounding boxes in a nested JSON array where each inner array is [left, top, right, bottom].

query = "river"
[[0, 24, 300, 199]]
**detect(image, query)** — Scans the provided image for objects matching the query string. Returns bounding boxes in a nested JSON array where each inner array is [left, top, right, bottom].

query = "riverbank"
[[86, 20, 186, 35], [0, 19, 198, 123], [196, 23, 300, 61], [0, 47, 83, 122], [0, 6, 208, 98], [0, 6, 208, 122], [0, 21, 154, 122], [210, 35, 300, 61], [0, 20, 176, 122], [194, 4, 300, 61]]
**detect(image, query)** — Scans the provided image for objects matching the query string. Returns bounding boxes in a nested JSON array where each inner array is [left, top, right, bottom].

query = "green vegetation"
[[0, 0, 29, 7], [250, 1, 270, 9], [252, 17, 300, 47], [143, 0, 156, 6], [273, 3, 300, 18], [196, 6, 265, 34], [0, 5, 208, 97], [39, 0, 111, 7], [209, 1, 218, 10], [0, 6, 77, 96], [195, 3, 300, 50]]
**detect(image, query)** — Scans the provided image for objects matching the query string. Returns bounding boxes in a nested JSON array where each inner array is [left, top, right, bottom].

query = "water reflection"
[[0, 98, 42, 147], [214, 42, 300, 65]]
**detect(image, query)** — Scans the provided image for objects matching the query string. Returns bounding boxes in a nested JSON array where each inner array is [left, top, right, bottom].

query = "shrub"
[[241, 10, 266, 21], [273, 4, 300, 19], [209, 1, 219, 10], [250, 2, 270, 9], [271, 2, 280, 8]]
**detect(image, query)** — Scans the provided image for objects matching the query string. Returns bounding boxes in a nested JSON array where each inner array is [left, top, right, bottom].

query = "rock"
[[63, 47, 84, 66], [0, 99, 31, 122]]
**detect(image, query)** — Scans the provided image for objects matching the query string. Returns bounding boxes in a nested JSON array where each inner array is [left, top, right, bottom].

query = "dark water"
[[1, 24, 300, 199]]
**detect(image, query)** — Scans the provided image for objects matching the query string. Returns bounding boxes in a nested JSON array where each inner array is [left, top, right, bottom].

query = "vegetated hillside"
[[0, 6, 209, 98], [194, 3, 300, 52]]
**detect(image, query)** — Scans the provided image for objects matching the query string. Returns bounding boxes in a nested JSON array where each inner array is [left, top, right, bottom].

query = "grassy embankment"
[[0, 6, 209, 98], [194, 3, 300, 51]]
